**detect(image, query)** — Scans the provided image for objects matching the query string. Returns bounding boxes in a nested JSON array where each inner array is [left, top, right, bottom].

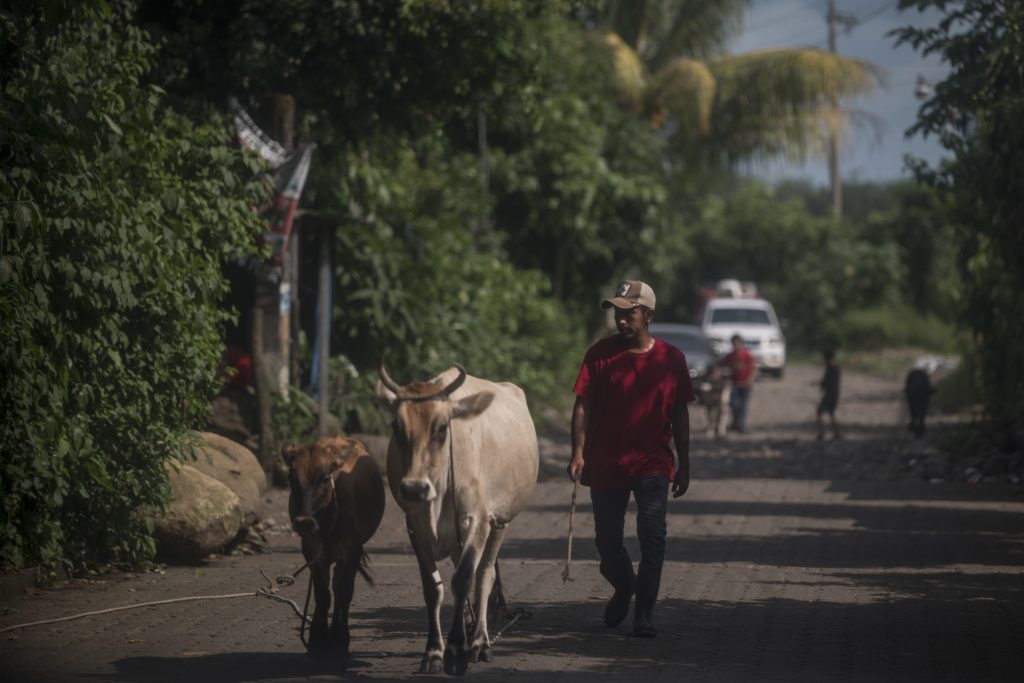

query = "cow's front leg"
[[307, 561, 331, 657], [445, 516, 485, 676], [329, 546, 359, 671], [470, 524, 507, 664], [407, 515, 445, 675]]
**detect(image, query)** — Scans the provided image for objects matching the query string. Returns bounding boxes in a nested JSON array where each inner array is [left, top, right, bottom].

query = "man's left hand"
[[671, 469, 689, 498]]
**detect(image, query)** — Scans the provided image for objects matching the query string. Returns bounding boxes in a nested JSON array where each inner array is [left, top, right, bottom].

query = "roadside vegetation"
[[1, 0, 1020, 574]]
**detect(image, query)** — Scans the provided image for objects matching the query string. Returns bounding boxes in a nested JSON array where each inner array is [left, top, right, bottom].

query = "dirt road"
[[3, 363, 1023, 682]]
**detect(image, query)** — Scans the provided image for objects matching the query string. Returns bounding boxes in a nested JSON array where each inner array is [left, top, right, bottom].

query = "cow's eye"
[[433, 422, 448, 443]]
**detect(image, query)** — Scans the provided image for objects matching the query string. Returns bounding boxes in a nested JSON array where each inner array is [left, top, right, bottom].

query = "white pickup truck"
[[701, 297, 786, 378]]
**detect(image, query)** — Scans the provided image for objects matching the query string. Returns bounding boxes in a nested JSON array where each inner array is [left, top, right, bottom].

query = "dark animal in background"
[[904, 368, 935, 437], [283, 436, 385, 670], [377, 362, 538, 676]]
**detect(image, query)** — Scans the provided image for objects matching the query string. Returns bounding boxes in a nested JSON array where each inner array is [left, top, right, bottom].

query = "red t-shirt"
[[573, 336, 695, 490], [719, 348, 756, 387]]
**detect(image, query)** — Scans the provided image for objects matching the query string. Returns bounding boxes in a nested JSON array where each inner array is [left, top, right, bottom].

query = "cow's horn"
[[431, 364, 467, 400], [378, 357, 405, 397]]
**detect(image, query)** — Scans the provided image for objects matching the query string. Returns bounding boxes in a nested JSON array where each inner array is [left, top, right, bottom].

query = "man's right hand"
[[567, 453, 584, 482]]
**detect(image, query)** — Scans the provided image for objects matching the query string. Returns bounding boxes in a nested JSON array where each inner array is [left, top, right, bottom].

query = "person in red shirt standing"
[[718, 334, 757, 433], [568, 280, 694, 638]]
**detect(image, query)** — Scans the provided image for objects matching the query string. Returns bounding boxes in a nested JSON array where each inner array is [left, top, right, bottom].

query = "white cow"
[[377, 362, 538, 676]]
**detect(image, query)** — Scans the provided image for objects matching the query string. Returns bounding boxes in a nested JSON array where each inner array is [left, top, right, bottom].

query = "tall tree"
[[596, 0, 883, 173], [893, 0, 1024, 447]]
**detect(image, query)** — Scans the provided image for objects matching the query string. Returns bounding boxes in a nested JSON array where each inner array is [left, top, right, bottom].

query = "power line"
[[741, 5, 824, 36]]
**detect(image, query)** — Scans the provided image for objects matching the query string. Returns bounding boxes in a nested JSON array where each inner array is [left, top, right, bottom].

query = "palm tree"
[[599, 0, 883, 182]]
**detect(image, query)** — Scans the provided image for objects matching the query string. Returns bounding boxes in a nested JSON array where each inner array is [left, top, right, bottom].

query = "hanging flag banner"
[[231, 98, 315, 267], [261, 144, 315, 265], [231, 98, 287, 167]]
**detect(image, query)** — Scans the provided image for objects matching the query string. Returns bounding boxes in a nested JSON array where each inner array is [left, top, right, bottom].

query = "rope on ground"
[[561, 476, 581, 583], [493, 607, 532, 642], [0, 570, 311, 635]]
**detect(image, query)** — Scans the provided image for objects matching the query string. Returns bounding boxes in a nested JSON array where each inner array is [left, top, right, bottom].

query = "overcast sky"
[[726, 0, 950, 186]]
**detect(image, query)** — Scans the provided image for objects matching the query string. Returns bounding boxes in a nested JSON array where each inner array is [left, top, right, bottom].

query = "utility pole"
[[272, 94, 295, 395], [826, 0, 858, 220]]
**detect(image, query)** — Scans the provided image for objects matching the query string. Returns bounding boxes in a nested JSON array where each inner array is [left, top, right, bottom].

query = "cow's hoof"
[[419, 653, 444, 675], [332, 650, 350, 672], [444, 644, 470, 676], [306, 641, 330, 659], [476, 645, 493, 663]]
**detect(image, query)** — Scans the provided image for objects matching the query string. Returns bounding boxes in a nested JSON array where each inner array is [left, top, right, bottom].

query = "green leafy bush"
[[327, 140, 583, 431], [0, 5, 264, 572], [834, 306, 959, 353]]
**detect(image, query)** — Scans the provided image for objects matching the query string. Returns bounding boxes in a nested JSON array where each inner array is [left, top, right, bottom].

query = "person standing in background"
[[718, 334, 757, 433], [817, 349, 841, 440]]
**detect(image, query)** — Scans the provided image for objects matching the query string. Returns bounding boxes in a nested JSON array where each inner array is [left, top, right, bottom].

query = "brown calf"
[[282, 436, 385, 670]]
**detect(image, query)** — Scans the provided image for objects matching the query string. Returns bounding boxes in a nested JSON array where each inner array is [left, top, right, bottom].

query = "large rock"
[[154, 463, 243, 561], [196, 431, 268, 492], [186, 432, 267, 524]]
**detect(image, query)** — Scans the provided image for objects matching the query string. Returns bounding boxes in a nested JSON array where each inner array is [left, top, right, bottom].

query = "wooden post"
[[289, 228, 301, 388], [317, 226, 331, 436], [250, 93, 295, 472], [273, 94, 295, 395], [251, 306, 274, 471]]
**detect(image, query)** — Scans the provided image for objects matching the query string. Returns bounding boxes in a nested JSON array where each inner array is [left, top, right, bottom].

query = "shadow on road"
[[98, 653, 331, 683]]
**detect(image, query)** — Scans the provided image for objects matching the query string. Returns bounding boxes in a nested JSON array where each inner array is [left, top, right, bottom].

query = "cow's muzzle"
[[292, 515, 318, 535], [399, 478, 435, 502]]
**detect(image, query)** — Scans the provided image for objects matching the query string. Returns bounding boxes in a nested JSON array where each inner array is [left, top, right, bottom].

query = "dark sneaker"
[[604, 576, 635, 627]]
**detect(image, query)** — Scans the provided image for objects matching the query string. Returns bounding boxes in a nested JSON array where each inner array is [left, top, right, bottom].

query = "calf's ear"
[[452, 391, 494, 420], [329, 440, 361, 471]]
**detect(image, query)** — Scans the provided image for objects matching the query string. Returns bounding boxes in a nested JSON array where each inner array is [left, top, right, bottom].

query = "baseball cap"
[[602, 280, 656, 310]]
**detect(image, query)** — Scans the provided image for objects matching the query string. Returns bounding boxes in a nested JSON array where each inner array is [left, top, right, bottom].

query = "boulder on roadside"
[[154, 462, 243, 561], [196, 431, 268, 492], [186, 432, 267, 525]]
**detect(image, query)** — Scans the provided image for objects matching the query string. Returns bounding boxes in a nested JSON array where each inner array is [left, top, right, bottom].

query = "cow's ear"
[[376, 379, 398, 411], [281, 443, 297, 465], [452, 391, 494, 420], [330, 441, 360, 471]]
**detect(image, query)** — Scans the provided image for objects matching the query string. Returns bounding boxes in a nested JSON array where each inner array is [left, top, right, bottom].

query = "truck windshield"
[[710, 308, 772, 325]]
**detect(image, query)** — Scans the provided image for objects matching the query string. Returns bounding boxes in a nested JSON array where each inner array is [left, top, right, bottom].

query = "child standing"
[[817, 349, 841, 440]]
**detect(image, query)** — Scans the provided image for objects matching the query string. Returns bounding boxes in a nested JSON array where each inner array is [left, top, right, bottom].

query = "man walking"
[[568, 280, 694, 638], [718, 334, 757, 433]]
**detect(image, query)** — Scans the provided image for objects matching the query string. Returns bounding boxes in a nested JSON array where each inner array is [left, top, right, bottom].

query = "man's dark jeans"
[[591, 476, 669, 622]]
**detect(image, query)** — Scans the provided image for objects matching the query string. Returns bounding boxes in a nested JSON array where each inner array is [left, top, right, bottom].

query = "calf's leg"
[[307, 561, 331, 656], [329, 547, 360, 670]]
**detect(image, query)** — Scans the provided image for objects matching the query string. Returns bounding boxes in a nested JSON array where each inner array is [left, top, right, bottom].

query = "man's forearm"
[[571, 396, 588, 458], [672, 403, 690, 470]]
